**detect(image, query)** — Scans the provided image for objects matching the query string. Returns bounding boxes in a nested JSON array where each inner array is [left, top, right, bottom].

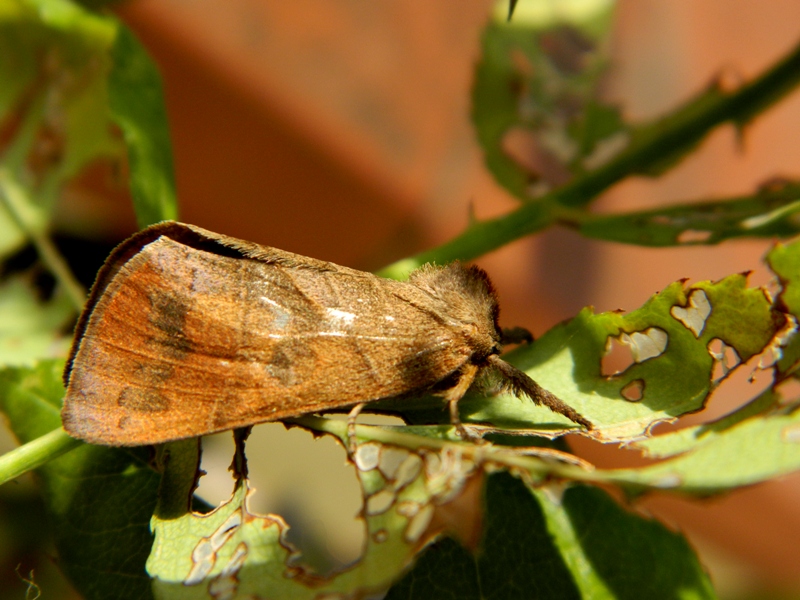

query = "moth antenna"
[[500, 326, 534, 346], [487, 355, 592, 430]]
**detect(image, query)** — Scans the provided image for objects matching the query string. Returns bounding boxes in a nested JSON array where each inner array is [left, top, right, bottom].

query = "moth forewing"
[[63, 225, 476, 445]]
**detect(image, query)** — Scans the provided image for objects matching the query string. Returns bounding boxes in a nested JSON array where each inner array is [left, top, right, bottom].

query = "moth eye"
[[491, 345, 502, 355]]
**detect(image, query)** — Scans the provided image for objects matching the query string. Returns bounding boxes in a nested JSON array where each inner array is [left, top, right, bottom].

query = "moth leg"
[[230, 426, 253, 480], [441, 363, 483, 442], [346, 402, 367, 455]]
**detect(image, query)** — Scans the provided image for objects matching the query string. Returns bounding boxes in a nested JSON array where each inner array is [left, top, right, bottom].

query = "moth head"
[[409, 262, 502, 357]]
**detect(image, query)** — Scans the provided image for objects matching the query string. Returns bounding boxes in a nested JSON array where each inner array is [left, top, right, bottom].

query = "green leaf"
[[0, 276, 73, 366], [149, 424, 524, 598], [386, 472, 581, 600], [570, 240, 800, 494], [0, 360, 159, 599], [0, 0, 177, 251], [767, 237, 800, 377], [0, 0, 119, 255], [472, 0, 619, 201], [386, 474, 714, 599], [108, 25, 178, 226], [453, 274, 781, 442], [537, 484, 715, 599], [578, 181, 800, 246], [612, 399, 800, 494]]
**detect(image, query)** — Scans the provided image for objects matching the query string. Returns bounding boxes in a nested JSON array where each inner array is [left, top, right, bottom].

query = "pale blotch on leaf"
[[208, 542, 247, 600], [359, 444, 424, 493], [377, 446, 412, 480], [423, 452, 441, 480], [677, 229, 712, 244], [671, 289, 712, 337], [372, 529, 388, 544], [424, 448, 477, 504], [627, 328, 669, 362], [392, 454, 423, 492], [404, 504, 436, 544], [396, 500, 421, 519], [365, 489, 396, 516], [707, 338, 742, 383], [653, 473, 683, 488], [185, 511, 242, 585], [582, 131, 630, 170], [602, 328, 668, 376], [354, 443, 381, 472], [759, 314, 797, 369], [621, 379, 644, 402], [781, 424, 800, 444]]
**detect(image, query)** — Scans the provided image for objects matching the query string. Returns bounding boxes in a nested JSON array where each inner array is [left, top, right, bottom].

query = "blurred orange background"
[[86, 0, 800, 596]]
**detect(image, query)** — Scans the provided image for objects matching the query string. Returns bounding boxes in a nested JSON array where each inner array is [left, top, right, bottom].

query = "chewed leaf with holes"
[[605, 390, 800, 494], [767, 238, 800, 378], [579, 179, 800, 247], [148, 431, 486, 598], [386, 474, 714, 599], [472, 0, 621, 201], [459, 273, 782, 442], [0, 0, 176, 249]]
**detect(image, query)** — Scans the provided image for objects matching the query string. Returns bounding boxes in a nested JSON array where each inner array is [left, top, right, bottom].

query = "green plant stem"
[[0, 428, 81, 486], [291, 415, 597, 483], [379, 197, 558, 278], [0, 169, 86, 311], [551, 39, 800, 209], [379, 38, 800, 277]]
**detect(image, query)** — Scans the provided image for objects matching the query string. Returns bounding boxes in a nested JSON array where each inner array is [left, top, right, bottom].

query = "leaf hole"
[[602, 327, 668, 376], [759, 314, 798, 369], [601, 335, 634, 376], [707, 338, 742, 383], [774, 377, 800, 405], [620, 379, 644, 402], [196, 422, 364, 575], [670, 289, 711, 337]]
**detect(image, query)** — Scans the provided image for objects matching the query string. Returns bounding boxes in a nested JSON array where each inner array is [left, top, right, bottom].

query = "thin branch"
[[0, 169, 86, 311], [378, 38, 800, 277], [0, 428, 81, 487]]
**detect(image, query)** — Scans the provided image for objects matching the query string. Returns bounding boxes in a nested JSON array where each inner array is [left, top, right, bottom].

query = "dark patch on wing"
[[149, 291, 192, 358], [267, 346, 292, 386], [133, 361, 173, 384], [118, 387, 170, 412], [266, 339, 316, 387]]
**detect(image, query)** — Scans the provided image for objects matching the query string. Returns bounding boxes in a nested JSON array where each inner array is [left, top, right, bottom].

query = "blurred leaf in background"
[[0, 0, 177, 597]]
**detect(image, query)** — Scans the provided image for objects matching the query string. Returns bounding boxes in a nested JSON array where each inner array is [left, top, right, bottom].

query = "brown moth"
[[62, 221, 590, 446]]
